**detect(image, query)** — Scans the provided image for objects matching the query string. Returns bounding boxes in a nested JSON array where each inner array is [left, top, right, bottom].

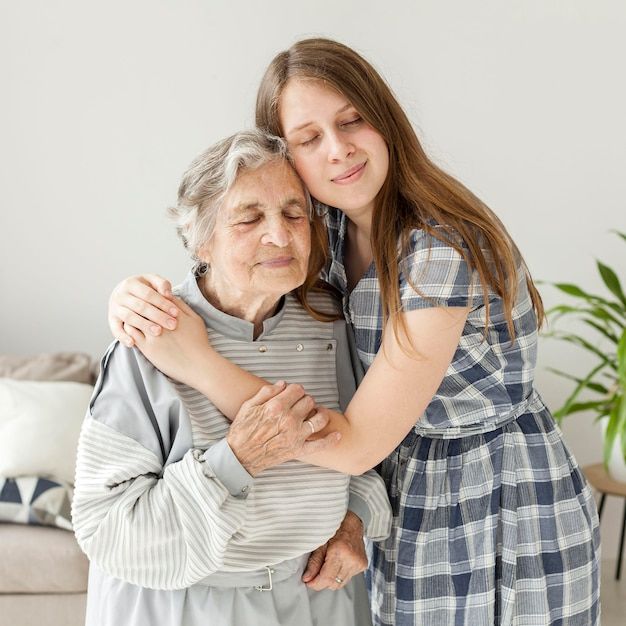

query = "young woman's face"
[[279, 79, 389, 220]]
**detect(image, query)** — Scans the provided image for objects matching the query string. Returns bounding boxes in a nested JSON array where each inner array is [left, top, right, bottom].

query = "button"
[[241, 485, 249, 493], [326, 343, 333, 351], [258, 346, 267, 353], [296, 343, 304, 352]]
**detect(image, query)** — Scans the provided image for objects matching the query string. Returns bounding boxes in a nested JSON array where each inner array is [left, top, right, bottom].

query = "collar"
[[174, 270, 287, 342]]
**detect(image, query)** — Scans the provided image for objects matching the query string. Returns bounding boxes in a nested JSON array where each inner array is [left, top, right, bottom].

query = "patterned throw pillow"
[[0, 476, 73, 531]]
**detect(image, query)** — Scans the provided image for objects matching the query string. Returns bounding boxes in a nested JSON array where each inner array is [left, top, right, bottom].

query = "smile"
[[257, 257, 294, 268], [332, 161, 367, 184]]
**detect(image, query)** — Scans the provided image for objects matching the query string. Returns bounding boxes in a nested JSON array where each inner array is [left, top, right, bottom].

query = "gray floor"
[[601, 559, 626, 625]]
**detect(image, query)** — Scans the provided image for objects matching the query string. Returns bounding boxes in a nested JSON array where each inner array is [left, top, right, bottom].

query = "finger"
[[271, 383, 308, 409], [110, 316, 133, 348], [315, 554, 347, 591], [119, 294, 178, 330], [300, 431, 341, 456], [302, 546, 326, 582], [123, 323, 146, 344], [301, 409, 330, 435], [125, 277, 179, 318], [243, 382, 287, 408], [171, 296, 198, 318], [288, 394, 317, 424], [141, 274, 174, 299], [113, 303, 169, 337]]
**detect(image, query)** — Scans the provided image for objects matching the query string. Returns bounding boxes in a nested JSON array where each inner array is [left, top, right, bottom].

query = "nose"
[[260, 216, 291, 247], [326, 130, 355, 163]]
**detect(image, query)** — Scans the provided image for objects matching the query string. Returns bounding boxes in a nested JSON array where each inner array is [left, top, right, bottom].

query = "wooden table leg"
[[617, 498, 626, 580]]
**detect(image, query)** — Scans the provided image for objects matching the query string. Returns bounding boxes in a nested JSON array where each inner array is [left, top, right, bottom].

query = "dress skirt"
[[367, 406, 601, 626], [86, 554, 373, 626]]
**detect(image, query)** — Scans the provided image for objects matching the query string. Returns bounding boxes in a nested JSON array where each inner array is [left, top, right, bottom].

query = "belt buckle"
[[254, 566, 275, 592]]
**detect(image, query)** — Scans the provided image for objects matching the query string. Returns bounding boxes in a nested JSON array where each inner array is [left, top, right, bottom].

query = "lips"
[[332, 161, 366, 182], [258, 256, 294, 267]]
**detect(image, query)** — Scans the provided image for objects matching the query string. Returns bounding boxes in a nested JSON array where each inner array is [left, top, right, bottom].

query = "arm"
[[125, 295, 468, 475], [72, 343, 254, 590]]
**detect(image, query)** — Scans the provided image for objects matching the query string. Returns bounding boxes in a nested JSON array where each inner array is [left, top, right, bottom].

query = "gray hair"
[[169, 129, 311, 261]]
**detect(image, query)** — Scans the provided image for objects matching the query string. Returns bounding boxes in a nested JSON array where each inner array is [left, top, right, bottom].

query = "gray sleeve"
[[88, 341, 192, 466], [332, 320, 391, 538], [332, 319, 363, 412], [73, 342, 251, 589], [201, 439, 254, 499]]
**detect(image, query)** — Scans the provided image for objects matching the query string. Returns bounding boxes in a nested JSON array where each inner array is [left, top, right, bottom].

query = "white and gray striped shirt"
[[72, 272, 391, 590]]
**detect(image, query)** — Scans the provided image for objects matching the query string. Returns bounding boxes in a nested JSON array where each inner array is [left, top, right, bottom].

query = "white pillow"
[[0, 379, 93, 485]]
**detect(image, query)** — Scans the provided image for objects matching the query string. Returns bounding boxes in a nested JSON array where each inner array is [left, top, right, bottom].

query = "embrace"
[[74, 39, 600, 626]]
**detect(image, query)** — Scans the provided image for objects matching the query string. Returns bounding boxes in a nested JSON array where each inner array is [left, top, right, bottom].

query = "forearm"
[[188, 347, 373, 473], [187, 346, 416, 475], [190, 347, 269, 420], [73, 420, 249, 589]]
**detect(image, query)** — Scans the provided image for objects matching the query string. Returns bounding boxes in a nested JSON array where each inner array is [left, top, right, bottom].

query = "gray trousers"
[[86, 555, 373, 625]]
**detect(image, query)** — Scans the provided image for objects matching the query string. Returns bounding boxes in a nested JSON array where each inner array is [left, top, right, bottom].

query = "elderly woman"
[[72, 130, 391, 626]]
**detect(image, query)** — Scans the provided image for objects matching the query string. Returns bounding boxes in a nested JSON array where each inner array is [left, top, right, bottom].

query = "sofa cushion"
[[0, 523, 88, 593], [0, 476, 73, 530], [0, 352, 94, 384], [0, 379, 93, 485]]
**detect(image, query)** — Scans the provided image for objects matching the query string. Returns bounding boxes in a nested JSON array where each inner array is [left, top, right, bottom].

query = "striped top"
[[72, 271, 391, 590]]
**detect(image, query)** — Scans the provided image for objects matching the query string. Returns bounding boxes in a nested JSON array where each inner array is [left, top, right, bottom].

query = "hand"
[[302, 511, 367, 591], [108, 274, 180, 347], [227, 383, 341, 476], [124, 297, 209, 388]]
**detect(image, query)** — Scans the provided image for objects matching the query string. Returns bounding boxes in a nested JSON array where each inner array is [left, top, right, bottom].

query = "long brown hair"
[[255, 38, 544, 345]]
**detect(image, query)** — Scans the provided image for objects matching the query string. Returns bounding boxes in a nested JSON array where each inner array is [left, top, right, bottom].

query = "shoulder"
[[87, 341, 186, 464], [398, 225, 490, 309], [305, 282, 343, 316]]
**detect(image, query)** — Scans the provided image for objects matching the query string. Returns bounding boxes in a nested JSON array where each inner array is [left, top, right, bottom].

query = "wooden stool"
[[583, 463, 626, 580]]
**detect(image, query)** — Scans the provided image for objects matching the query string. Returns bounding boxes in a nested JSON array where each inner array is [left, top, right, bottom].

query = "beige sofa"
[[0, 523, 88, 626], [0, 353, 94, 626]]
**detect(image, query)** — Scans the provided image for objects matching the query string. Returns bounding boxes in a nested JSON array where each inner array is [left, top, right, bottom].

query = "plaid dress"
[[323, 207, 600, 626]]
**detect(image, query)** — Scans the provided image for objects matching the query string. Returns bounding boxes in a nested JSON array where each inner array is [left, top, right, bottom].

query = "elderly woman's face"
[[200, 160, 311, 305]]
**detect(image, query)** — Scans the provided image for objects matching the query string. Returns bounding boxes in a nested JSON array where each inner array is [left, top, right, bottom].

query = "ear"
[[196, 243, 212, 266]]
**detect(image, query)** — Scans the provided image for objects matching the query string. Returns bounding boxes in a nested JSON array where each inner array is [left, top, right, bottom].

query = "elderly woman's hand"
[[302, 511, 368, 591], [226, 383, 341, 476], [124, 297, 208, 387]]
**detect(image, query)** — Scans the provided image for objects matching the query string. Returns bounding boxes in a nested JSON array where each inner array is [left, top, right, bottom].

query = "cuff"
[[201, 438, 254, 499], [347, 491, 373, 533]]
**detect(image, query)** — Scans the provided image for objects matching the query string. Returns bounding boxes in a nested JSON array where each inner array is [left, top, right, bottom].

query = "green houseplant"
[[544, 230, 626, 474]]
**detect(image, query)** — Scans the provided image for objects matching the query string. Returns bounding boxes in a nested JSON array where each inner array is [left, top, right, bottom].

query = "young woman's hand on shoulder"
[[108, 274, 180, 347]]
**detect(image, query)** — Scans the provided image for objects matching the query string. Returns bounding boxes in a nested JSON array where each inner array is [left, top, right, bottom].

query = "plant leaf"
[[551, 332, 616, 368], [545, 367, 609, 394], [618, 328, 626, 388], [589, 305, 625, 327], [555, 400, 613, 417], [553, 360, 610, 422], [597, 260, 626, 307], [620, 396, 626, 466], [582, 319, 619, 343], [552, 283, 597, 300], [610, 229, 626, 244], [603, 401, 620, 469]]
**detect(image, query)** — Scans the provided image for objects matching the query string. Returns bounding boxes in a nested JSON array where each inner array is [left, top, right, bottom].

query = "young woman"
[[108, 39, 600, 626]]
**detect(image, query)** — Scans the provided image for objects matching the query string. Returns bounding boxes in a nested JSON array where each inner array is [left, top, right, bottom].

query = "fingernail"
[[150, 325, 160, 335], [169, 307, 178, 316], [166, 319, 176, 330]]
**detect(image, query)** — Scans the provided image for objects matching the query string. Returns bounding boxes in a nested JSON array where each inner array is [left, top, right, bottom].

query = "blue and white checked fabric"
[[323, 206, 600, 626]]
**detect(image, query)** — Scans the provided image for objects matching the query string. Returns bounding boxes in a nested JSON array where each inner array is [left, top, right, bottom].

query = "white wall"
[[2, 1, 625, 558]]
